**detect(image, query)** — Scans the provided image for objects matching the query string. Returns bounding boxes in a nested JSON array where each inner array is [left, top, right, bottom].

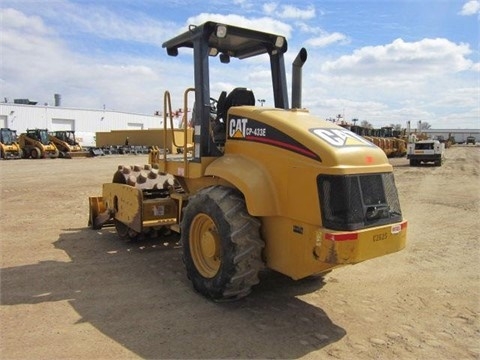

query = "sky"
[[1, 0, 479, 129]]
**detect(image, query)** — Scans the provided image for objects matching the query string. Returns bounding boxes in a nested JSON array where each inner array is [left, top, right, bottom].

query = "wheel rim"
[[190, 213, 221, 278]]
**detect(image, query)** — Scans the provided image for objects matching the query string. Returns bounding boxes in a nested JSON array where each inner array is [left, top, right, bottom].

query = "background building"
[[0, 102, 169, 147], [421, 129, 479, 144]]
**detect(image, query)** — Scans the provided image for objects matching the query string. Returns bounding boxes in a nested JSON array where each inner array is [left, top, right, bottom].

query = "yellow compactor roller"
[[89, 22, 407, 301]]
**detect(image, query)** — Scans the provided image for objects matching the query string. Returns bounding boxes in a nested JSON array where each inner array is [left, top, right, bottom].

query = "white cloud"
[[305, 32, 349, 48], [263, 2, 278, 15], [0, 8, 169, 112], [459, 0, 480, 15], [302, 38, 478, 127], [321, 38, 474, 78], [1, 8, 67, 80], [53, 3, 176, 46], [278, 5, 316, 19], [1, 8, 50, 35], [296, 21, 349, 48], [263, 3, 315, 19], [429, 87, 479, 109], [7, 2, 178, 48], [296, 22, 322, 34], [232, 0, 254, 10]]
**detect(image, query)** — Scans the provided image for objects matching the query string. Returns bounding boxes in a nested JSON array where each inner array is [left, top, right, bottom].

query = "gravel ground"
[[1, 145, 479, 359]]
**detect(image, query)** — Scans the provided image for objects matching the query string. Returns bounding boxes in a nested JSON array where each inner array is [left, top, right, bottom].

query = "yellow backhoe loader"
[[89, 22, 407, 301], [0, 128, 22, 159]]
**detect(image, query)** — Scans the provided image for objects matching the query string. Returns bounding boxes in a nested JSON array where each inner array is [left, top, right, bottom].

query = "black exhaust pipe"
[[292, 47, 307, 109]]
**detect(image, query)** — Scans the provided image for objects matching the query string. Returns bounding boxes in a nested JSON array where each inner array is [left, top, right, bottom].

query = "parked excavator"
[[89, 22, 407, 301], [18, 129, 59, 159], [0, 128, 22, 159], [49, 130, 90, 158]]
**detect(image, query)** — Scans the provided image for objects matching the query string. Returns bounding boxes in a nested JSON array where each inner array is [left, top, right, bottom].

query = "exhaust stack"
[[291, 48, 307, 109]]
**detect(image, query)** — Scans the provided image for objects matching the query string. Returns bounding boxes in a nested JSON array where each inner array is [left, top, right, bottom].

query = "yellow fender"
[[205, 154, 279, 216]]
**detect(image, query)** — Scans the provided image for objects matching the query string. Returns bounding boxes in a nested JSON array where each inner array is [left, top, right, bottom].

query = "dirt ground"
[[0, 145, 479, 360]]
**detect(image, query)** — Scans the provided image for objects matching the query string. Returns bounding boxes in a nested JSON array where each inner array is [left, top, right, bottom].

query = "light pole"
[[258, 99, 265, 107]]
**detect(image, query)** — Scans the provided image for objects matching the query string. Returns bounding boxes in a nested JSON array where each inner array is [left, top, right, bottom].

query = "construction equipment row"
[[0, 128, 90, 159], [339, 124, 407, 157]]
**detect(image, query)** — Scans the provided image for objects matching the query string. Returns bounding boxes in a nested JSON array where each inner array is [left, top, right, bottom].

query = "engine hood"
[[226, 106, 392, 173]]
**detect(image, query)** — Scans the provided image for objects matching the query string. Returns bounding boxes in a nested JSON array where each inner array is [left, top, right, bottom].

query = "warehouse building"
[[421, 129, 479, 144], [0, 100, 180, 147]]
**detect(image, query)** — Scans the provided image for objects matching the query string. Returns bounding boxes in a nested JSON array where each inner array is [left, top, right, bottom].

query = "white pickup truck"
[[407, 139, 445, 166]]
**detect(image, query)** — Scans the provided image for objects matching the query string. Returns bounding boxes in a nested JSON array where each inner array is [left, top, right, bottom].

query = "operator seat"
[[222, 87, 255, 120], [213, 87, 255, 146], [215, 91, 227, 119]]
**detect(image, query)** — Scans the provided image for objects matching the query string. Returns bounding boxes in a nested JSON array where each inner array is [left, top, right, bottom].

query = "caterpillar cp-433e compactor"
[[89, 22, 407, 301]]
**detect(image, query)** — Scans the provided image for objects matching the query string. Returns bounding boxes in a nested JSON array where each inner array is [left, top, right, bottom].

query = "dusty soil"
[[1, 145, 479, 359]]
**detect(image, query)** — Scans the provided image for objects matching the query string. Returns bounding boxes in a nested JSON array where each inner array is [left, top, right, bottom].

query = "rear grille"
[[318, 173, 402, 231]]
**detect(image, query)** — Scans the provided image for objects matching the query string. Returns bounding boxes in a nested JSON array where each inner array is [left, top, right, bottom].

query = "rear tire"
[[181, 186, 264, 301]]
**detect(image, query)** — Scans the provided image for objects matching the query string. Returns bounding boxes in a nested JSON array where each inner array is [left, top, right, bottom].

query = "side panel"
[[205, 154, 280, 216], [102, 183, 143, 233], [262, 217, 334, 279], [215, 159, 321, 223], [286, 165, 322, 225]]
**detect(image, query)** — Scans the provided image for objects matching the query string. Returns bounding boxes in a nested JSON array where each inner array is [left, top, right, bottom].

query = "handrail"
[[164, 90, 191, 151], [162, 91, 170, 167], [162, 88, 195, 177], [183, 88, 195, 175]]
